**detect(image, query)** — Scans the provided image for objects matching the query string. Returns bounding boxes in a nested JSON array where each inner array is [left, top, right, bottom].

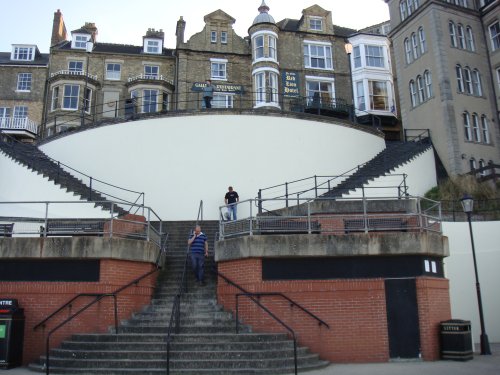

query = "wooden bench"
[[257, 219, 321, 235], [0, 223, 14, 237], [42, 220, 104, 237], [344, 218, 407, 234]]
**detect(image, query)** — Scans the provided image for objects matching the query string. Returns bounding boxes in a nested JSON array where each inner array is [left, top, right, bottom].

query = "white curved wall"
[[39, 114, 386, 220]]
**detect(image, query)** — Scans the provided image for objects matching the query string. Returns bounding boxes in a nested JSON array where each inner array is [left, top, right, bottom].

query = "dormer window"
[[11, 45, 35, 61], [73, 34, 90, 49], [144, 38, 162, 54], [309, 17, 323, 31]]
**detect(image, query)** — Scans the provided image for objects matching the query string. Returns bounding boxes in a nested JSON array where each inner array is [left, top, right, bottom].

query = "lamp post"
[[460, 194, 491, 355], [344, 42, 356, 124], [81, 41, 93, 127]]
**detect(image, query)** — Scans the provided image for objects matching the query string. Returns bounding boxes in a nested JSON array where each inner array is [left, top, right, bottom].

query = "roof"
[[276, 18, 356, 37], [0, 52, 49, 66], [55, 41, 175, 57]]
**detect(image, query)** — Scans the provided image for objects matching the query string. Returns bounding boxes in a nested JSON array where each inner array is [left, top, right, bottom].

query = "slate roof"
[[54, 41, 175, 57], [0, 52, 49, 66], [276, 18, 356, 37]]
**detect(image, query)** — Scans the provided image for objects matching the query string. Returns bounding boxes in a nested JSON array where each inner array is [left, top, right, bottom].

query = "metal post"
[[285, 182, 289, 208], [314, 175, 318, 198], [81, 53, 90, 127], [465, 212, 491, 355], [249, 199, 253, 236], [44, 202, 49, 237], [109, 203, 114, 238], [258, 190, 262, 214], [89, 177, 93, 201]]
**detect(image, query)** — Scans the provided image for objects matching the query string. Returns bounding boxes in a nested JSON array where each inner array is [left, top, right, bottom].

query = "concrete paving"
[[4, 343, 499, 375]]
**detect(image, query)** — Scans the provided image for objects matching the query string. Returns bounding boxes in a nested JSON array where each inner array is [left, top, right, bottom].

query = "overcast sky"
[[0, 0, 390, 53]]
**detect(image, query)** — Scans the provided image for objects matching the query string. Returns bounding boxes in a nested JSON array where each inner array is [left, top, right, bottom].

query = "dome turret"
[[252, 0, 275, 25]]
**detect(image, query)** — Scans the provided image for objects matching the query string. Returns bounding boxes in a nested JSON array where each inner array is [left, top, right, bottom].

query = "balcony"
[[126, 74, 174, 90], [49, 70, 98, 81], [290, 96, 353, 120], [0, 117, 38, 137]]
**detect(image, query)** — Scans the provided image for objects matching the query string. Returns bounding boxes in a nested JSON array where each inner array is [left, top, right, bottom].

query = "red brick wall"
[[217, 258, 451, 363], [0, 259, 158, 365]]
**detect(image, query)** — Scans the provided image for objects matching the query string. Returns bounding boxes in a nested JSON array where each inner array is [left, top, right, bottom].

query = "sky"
[[0, 0, 390, 53]]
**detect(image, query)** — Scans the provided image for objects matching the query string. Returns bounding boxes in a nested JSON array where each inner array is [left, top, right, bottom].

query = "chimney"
[[145, 28, 165, 42], [51, 9, 67, 46], [83, 22, 98, 43], [176, 16, 186, 46]]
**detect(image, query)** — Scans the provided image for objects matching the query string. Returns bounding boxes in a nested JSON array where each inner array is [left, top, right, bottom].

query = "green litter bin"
[[440, 319, 473, 361]]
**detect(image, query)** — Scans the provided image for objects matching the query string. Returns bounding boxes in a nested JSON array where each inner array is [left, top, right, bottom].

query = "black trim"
[[0, 259, 100, 282]]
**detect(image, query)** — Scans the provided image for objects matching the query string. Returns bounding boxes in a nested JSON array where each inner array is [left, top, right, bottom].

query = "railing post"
[[285, 182, 289, 208], [258, 190, 262, 214], [113, 295, 119, 334], [44, 202, 49, 238], [109, 203, 114, 238], [89, 177, 93, 201], [307, 201, 311, 234], [314, 175, 318, 198], [403, 173, 408, 196], [249, 199, 253, 236], [235, 294, 240, 334], [147, 208, 151, 241], [362, 194, 368, 233]]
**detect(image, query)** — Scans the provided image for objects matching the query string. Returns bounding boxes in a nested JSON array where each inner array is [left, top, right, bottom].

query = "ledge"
[[0, 237, 158, 263], [215, 231, 449, 261]]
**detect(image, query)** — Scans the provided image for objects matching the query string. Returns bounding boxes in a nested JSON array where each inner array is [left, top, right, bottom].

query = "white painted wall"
[[344, 147, 437, 198], [39, 114, 386, 220], [443, 221, 500, 343]]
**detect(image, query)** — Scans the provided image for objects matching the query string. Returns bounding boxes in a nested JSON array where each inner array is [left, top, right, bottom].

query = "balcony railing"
[[127, 74, 174, 85], [50, 70, 98, 81], [0, 117, 38, 134]]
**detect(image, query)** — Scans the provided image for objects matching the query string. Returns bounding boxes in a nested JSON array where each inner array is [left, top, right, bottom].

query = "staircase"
[[323, 140, 432, 198], [29, 220, 329, 374], [0, 138, 128, 216]]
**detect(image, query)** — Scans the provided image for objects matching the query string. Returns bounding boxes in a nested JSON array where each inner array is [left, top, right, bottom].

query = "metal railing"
[[404, 128, 431, 143], [0, 117, 38, 134], [215, 270, 330, 375], [0, 200, 164, 248], [166, 200, 203, 375], [219, 196, 442, 240]]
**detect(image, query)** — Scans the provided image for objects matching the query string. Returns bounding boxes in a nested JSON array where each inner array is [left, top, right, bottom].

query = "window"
[[466, 27, 475, 51], [0, 108, 10, 121], [417, 75, 425, 103], [69, 61, 83, 73], [410, 80, 417, 107], [356, 81, 365, 111], [469, 158, 476, 171], [400, 1, 407, 21], [254, 70, 279, 106], [456, 65, 464, 92], [17, 73, 32, 91], [472, 69, 482, 96], [106, 63, 121, 80], [74, 35, 89, 49], [12, 46, 34, 61], [268, 36, 277, 59], [13, 106, 28, 119], [255, 72, 265, 104], [304, 42, 333, 70], [489, 21, 500, 51], [353, 46, 361, 68], [497, 68, 500, 91], [63, 84, 80, 110], [449, 22, 457, 47], [51, 87, 59, 111], [463, 67, 473, 94], [221, 32, 227, 44], [478, 159, 486, 176], [457, 24, 466, 49], [211, 60, 227, 80], [211, 31, 217, 43], [143, 89, 158, 113], [212, 94, 234, 108], [144, 65, 159, 79], [146, 40, 161, 54], [424, 70, 433, 98], [404, 38, 412, 64], [481, 116, 490, 144], [254, 35, 264, 59], [411, 33, 419, 60], [306, 79, 334, 106], [472, 113, 481, 142], [418, 27, 426, 54], [407, 0, 415, 15], [365, 45, 384, 68], [463, 111, 471, 141], [82, 88, 92, 114], [369, 81, 389, 111], [310, 18, 323, 31]]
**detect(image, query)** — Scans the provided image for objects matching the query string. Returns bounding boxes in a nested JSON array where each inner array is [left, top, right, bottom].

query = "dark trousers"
[[204, 96, 212, 108], [191, 252, 205, 282]]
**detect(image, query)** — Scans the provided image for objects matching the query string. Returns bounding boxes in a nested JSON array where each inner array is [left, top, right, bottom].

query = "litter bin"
[[440, 319, 473, 361], [0, 299, 25, 369]]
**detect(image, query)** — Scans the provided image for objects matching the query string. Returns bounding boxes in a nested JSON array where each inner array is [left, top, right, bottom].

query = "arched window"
[[472, 69, 482, 96], [481, 115, 490, 144], [424, 70, 433, 98], [449, 22, 457, 47], [409, 80, 417, 107], [456, 65, 464, 92], [407, 0, 415, 15], [472, 113, 481, 142], [418, 27, 426, 54], [469, 158, 476, 172], [411, 33, 419, 59], [417, 75, 425, 103], [457, 24, 466, 49], [404, 38, 412, 64], [463, 67, 473, 94], [466, 26, 475, 51], [400, 1, 407, 21], [478, 159, 486, 176], [463, 111, 471, 141]]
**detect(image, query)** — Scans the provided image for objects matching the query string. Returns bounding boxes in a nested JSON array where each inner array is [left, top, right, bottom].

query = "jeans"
[[204, 96, 212, 108], [190, 252, 205, 282], [228, 203, 237, 220]]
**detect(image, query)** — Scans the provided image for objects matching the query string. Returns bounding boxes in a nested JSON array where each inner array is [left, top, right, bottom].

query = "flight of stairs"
[[28, 220, 329, 374]]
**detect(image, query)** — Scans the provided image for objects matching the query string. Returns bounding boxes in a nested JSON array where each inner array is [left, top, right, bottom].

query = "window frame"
[[481, 115, 490, 144], [466, 26, 475, 51], [16, 73, 32, 92], [68, 61, 83, 73], [417, 75, 425, 103], [51, 86, 59, 111], [463, 67, 473, 94], [74, 35, 89, 50], [212, 93, 234, 109], [424, 70, 433, 98], [472, 69, 482, 97], [489, 21, 500, 51], [418, 27, 426, 54], [211, 31, 217, 43], [456, 65, 464, 92], [145, 40, 161, 54], [449, 21, 457, 47], [355, 81, 366, 111], [457, 24, 466, 49], [353, 46, 362, 68], [105, 63, 121, 80], [210, 58, 228, 80], [309, 17, 323, 31], [62, 84, 80, 110], [11, 46, 35, 61], [365, 45, 385, 68], [13, 106, 28, 120], [303, 41, 333, 70], [472, 113, 481, 142], [411, 33, 419, 60], [404, 38, 412, 64], [142, 89, 158, 113], [463, 111, 472, 141], [306, 78, 335, 107], [144, 65, 159, 79], [368, 80, 389, 111], [221, 31, 228, 44], [409, 80, 417, 108]]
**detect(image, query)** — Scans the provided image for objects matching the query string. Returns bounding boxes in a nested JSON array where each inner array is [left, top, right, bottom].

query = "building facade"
[[385, 0, 500, 175]]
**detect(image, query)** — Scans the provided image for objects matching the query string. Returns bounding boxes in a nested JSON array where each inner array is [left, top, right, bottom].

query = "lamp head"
[[460, 194, 474, 214], [344, 42, 353, 55]]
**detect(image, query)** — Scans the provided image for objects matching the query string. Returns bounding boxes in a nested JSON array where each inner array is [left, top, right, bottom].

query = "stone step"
[[117, 324, 251, 334]]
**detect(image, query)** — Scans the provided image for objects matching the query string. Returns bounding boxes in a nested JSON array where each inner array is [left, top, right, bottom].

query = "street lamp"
[[460, 194, 491, 355], [81, 40, 94, 127], [344, 42, 356, 124]]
